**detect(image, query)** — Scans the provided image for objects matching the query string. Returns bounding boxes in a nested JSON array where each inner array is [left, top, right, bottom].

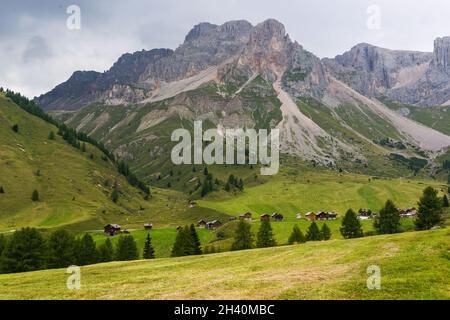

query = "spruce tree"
[[76, 233, 98, 265], [231, 220, 254, 251], [189, 224, 202, 255], [0, 186, 4, 194], [115, 235, 139, 261], [12, 124, 19, 133], [0, 234, 6, 257], [321, 223, 332, 240], [374, 200, 400, 234], [31, 190, 39, 202], [46, 230, 77, 268], [415, 187, 443, 230], [340, 209, 363, 239], [111, 185, 119, 203], [48, 131, 55, 140], [171, 226, 194, 257], [256, 220, 277, 248], [443, 194, 449, 208], [237, 179, 244, 191], [98, 238, 114, 262], [288, 225, 306, 245], [203, 167, 208, 175], [306, 221, 322, 241], [143, 233, 155, 259], [0, 228, 46, 273]]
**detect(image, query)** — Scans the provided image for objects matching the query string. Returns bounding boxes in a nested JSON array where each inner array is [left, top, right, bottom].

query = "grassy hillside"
[[0, 93, 218, 231], [198, 164, 446, 217], [1, 228, 448, 299]]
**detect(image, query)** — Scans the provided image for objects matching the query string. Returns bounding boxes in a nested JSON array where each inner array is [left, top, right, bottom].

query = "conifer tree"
[[321, 223, 332, 240], [31, 190, 39, 202], [111, 183, 119, 203], [231, 220, 254, 251], [0, 228, 46, 273], [340, 209, 363, 239], [0, 186, 4, 194], [76, 233, 98, 265], [442, 194, 449, 208], [115, 235, 139, 261], [415, 187, 443, 230], [81, 143, 86, 152], [288, 225, 306, 245], [237, 179, 244, 191], [98, 238, 114, 262], [189, 224, 202, 255], [306, 221, 322, 241], [48, 131, 55, 140], [11, 124, 19, 133], [0, 234, 7, 257], [143, 233, 155, 259], [374, 200, 400, 234], [256, 220, 277, 248], [171, 226, 194, 257], [46, 230, 77, 268]]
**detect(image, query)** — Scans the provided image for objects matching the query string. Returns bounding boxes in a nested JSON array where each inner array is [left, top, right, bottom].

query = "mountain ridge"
[[35, 19, 450, 179]]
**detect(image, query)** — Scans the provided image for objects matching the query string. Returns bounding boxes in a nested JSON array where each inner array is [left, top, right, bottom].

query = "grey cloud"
[[22, 36, 52, 63]]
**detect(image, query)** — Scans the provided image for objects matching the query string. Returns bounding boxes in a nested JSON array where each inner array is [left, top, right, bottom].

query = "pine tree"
[[189, 224, 202, 255], [374, 200, 400, 234], [237, 179, 244, 191], [115, 235, 139, 261], [171, 226, 195, 257], [76, 234, 98, 265], [0, 234, 7, 257], [48, 131, 55, 140], [256, 220, 277, 248], [98, 238, 114, 262], [46, 230, 77, 268], [0, 186, 4, 194], [443, 194, 449, 208], [111, 184, 119, 203], [0, 228, 46, 273], [306, 221, 322, 241], [415, 187, 443, 230], [143, 233, 155, 259], [288, 225, 306, 245], [321, 223, 332, 240], [340, 209, 363, 239], [31, 190, 39, 202], [231, 220, 254, 251], [11, 124, 19, 133]]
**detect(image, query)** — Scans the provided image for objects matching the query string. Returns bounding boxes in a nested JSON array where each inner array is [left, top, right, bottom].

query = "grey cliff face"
[[36, 19, 450, 110]]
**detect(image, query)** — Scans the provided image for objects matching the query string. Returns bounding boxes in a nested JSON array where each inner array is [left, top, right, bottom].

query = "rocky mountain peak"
[[433, 36, 450, 68], [184, 22, 218, 42], [249, 19, 288, 47]]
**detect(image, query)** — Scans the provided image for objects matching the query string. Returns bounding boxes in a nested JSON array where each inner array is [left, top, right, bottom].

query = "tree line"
[[340, 186, 446, 239], [4, 89, 150, 196], [0, 229, 155, 274]]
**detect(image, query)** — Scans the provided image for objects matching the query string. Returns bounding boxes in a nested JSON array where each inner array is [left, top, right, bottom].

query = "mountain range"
[[34, 19, 450, 183]]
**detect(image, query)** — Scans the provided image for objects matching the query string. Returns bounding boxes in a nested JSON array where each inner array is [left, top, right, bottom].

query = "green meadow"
[[1, 228, 448, 300]]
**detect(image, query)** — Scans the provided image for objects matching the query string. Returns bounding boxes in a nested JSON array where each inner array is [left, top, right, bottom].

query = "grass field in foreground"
[[0, 228, 448, 300]]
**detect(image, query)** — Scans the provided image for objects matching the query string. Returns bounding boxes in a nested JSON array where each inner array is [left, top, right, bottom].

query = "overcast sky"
[[1, 0, 450, 98]]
